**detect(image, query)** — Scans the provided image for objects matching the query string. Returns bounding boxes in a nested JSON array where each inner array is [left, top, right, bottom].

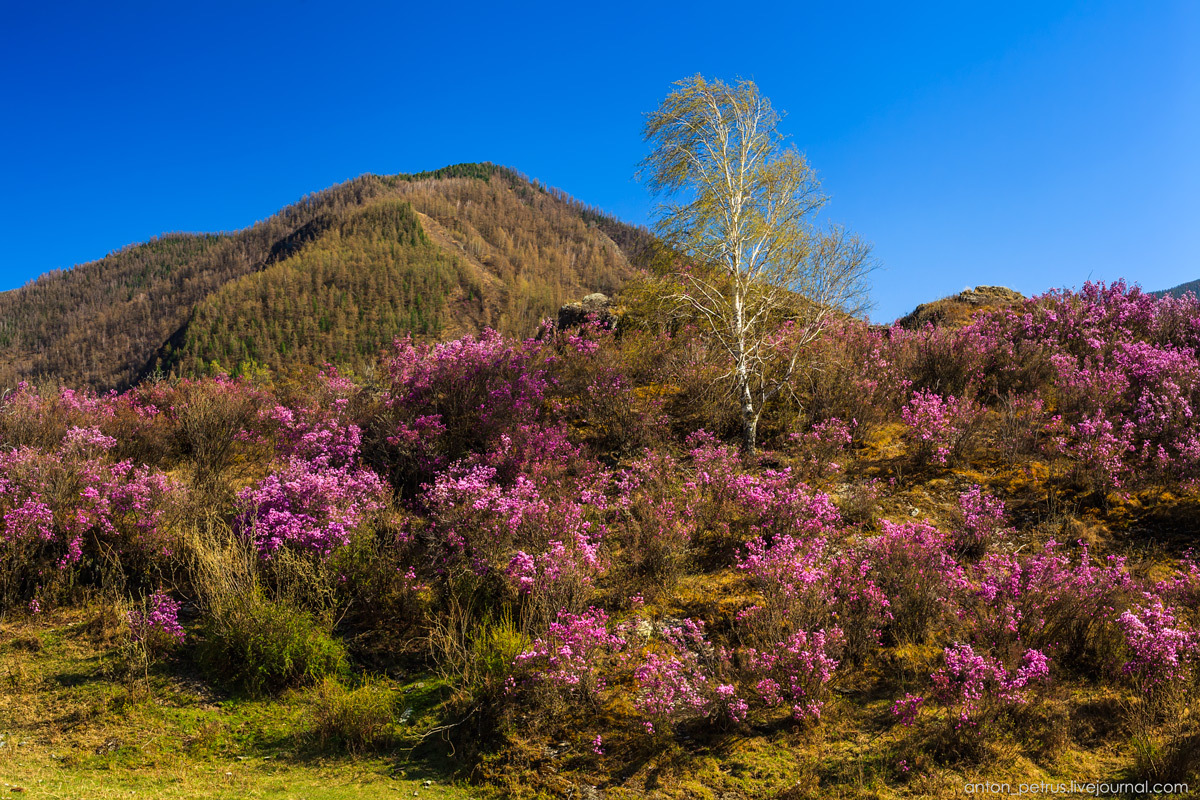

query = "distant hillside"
[[895, 285, 1025, 329], [1151, 278, 1200, 299], [0, 164, 653, 390]]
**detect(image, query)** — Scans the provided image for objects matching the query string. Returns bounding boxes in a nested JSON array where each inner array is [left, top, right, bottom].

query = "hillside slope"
[[0, 164, 652, 390], [894, 285, 1024, 329], [1153, 277, 1200, 299]]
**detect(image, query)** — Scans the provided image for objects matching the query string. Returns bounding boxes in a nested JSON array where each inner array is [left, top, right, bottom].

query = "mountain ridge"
[[1152, 278, 1200, 299], [0, 164, 654, 390]]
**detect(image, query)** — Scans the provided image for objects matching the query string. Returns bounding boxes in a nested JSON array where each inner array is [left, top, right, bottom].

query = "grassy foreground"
[[0, 600, 1151, 799], [0, 608, 468, 800]]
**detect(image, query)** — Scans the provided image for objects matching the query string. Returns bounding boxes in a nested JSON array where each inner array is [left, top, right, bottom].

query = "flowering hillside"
[[3, 280, 1200, 797]]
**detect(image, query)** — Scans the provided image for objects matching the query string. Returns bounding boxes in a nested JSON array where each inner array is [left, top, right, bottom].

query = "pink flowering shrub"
[[264, 369, 365, 469], [1155, 552, 1200, 608], [633, 618, 740, 731], [634, 650, 712, 731], [478, 422, 607, 490], [746, 627, 844, 721], [849, 282, 1200, 490], [415, 463, 601, 569], [237, 457, 387, 558], [267, 402, 364, 467], [412, 451, 608, 630], [797, 320, 911, 437], [965, 541, 1132, 672], [790, 417, 856, 477], [128, 590, 185, 649], [683, 431, 844, 561], [0, 429, 178, 608], [381, 330, 550, 487], [235, 369, 390, 561], [950, 485, 1010, 559], [891, 692, 925, 727], [928, 643, 1050, 726], [863, 521, 963, 646], [736, 534, 889, 661], [506, 533, 603, 623], [941, 282, 1200, 489], [1047, 410, 1135, 493], [514, 607, 625, 704], [544, 321, 670, 456], [738, 534, 831, 630], [901, 390, 984, 467], [734, 468, 844, 540], [1117, 596, 1198, 702], [0, 383, 120, 450]]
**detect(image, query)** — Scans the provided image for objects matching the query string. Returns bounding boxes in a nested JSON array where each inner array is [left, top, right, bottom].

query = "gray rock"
[[557, 293, 616, 330]]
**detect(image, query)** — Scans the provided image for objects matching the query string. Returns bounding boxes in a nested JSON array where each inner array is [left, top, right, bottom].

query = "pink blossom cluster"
[[418, 460, 603, 580], [1155, 552, 1200, 608], [265, 401, 362, 469], [966, 541, 1132, 665], [632, 619, 725, 725], [384, 329, 550, 480], [929, 643, 1050, 725], [0, 384, 120, 447], [237, 457, 387, 557], [791, 417, 856, 475], [237, 367, 389, 559], [128, 590, 185, 645], [953, 485, 1009, 557], [747, 627, 844, 720], [864, 520, 964, 644], [1117, 595, 1198, 690], [514, 608, 625, 698], [901, 390, 982, 466], [893, 281, 1200, 487], [683, 431, 843, 540]]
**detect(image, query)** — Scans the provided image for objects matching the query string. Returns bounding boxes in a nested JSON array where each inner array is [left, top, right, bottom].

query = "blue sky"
[[2, 1, 1196, 322]]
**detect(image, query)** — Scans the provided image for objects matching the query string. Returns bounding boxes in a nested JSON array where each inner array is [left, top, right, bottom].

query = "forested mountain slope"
[[1153, 278, 1200, 299], [0, 164, 652, 390]]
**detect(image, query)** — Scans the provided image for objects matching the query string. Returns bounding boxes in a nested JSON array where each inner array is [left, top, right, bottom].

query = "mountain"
[[0, 164, 653, 390], [1152, 278, 1200, 299]]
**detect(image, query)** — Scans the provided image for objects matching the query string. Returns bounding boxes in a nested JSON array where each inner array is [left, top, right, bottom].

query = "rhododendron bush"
[[513, 607, 625, 703], [380, 330, 551, 487], [237, 456, 387, 558], [0, 425, 177, 605], [239, 372, 389, 560]]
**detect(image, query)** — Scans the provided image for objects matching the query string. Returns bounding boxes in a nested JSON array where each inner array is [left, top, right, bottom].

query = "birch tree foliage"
[[640, 75, 874, 453]]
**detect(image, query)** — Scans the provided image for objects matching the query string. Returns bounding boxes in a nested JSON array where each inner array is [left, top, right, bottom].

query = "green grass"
[[0, 748, 465, 800], [0, 609, 472, 799]]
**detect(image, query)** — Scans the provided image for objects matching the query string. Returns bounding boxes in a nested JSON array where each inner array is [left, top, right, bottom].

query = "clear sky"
[[2, 0, 1196, 322]]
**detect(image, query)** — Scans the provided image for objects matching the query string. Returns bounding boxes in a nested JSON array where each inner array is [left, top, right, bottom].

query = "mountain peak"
[[0, 167, 652, 390]]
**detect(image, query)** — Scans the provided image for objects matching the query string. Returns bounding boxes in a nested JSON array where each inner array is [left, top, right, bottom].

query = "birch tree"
[[640, 76, 875, 454]]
